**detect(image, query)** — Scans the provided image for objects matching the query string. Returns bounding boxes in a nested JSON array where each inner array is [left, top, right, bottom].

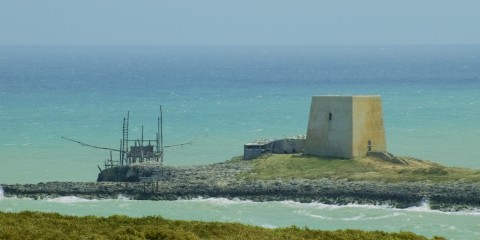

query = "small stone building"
[[271, 135, 306, 154], [244, 135, 306, 160], [304, 95, 386, 158], [244, 139, 273, 160]]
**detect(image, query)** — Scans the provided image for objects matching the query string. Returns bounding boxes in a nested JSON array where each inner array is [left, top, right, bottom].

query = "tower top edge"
[[311, 95, 381, 98]]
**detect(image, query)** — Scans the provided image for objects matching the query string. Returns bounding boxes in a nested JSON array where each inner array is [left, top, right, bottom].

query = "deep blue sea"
[[1, 46, 480, 239]]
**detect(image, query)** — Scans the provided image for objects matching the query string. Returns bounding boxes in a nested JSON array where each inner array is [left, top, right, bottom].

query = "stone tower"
[[304, 95, 386, 158]]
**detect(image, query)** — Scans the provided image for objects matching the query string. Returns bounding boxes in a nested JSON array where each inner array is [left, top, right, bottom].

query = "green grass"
[[0, 211, 444, 240], [239, 154, 480, 182]]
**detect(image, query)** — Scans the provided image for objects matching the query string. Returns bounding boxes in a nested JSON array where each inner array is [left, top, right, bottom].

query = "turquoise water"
[[1, 46, 480, 239], [0, 195, 479, 240]]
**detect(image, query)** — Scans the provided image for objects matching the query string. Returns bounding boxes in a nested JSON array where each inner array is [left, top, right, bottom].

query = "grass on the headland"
[[0, 211, 444, 240], [238, 154, 480, 182]]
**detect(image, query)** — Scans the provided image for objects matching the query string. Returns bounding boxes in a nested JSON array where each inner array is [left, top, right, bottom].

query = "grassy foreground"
[[239, 154, 480, 182], [0, 211, 443, 240]]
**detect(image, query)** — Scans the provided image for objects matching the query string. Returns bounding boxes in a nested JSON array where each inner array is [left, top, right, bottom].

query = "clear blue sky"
[[1, 0, 479, 45]]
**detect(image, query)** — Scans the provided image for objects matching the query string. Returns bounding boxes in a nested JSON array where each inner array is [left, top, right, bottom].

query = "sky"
[[1, 0, 480, 46]]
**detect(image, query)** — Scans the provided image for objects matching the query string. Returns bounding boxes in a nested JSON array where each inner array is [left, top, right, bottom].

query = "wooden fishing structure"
[[106, 106, 164, 168], [62, 106, 207, 171], [62, 107, 165, 170]]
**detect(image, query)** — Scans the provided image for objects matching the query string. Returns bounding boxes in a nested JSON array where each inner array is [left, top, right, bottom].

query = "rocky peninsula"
[[3, 154, 480, 211]]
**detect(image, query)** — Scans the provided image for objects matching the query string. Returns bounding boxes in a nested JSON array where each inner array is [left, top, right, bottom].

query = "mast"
[[160, 106, 164, 164], [119, 139, 123, 165], [141, 125, 144, 163], [122, 111, 129, 165], [157, 114, 160, 161]]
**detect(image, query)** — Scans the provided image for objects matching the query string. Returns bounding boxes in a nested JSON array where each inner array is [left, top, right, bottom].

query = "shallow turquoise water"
[[1, 46, 479, 238], [1, 195, 479, 240]]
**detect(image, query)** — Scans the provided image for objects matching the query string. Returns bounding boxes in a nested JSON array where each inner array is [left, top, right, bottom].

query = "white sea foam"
[[279, 200, 341, 209], [0, 185, 4, 199], [244, 128, 263, 133], [279, 200, 393, 210], [117, 194, 131, 201], [183, 198, 480, 216], [181, 197, 253, 205], [45, 195, 133, 203], [344, 202, 395, 210], [298, 211, 333, 220], [177, 198, 397, 212], [342, 212, 403, 221], [46, 196, 97, 204], [281, 199, 480, 216], [299, 210, 402, 221], [404, 199, 431, 212]]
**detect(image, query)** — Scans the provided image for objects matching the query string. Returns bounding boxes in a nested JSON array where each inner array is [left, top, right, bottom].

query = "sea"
[[0, 45, 479, 239]]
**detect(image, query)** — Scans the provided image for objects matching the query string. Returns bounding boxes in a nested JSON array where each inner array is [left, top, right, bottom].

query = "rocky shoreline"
[[3, 161, 480, 211]]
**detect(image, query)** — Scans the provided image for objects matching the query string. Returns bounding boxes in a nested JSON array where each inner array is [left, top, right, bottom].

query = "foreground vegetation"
[[239, 154, 480, 182], [0, 211, 443, 240]]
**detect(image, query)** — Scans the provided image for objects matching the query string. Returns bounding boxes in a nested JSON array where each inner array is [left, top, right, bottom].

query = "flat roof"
[[245, 135, 305, 146], [312, 95, 381, 98]]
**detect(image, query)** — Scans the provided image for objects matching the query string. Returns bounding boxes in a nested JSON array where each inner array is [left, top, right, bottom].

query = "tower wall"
[[304, 95, 386, 158], [351, 96, 387, 157], [304, 96, 353, 158]]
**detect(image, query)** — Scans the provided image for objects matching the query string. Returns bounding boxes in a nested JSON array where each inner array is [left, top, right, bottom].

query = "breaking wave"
[[181, 197, 253, 205], [0, 185, 4, 199], [278, 200, 394, 210], [404, 198, 431, 212], [45, 195, 131, 203], [244, 128, 263, 133], [46, 196, 97, 204], [116, 194, 131, 201], [177, 198, 480, 215], [404, 199, 480, 215], [300, 210, 403, 221], [6, 195, 478, 217]]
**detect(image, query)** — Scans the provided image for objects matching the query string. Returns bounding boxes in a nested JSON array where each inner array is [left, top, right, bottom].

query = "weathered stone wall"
[[352, 96, 387, 156], [305, 96, 353, 158], [305, 95, 386, 158]]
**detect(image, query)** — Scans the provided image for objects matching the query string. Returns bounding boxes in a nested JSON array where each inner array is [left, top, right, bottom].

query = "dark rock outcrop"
[[3, 161, 480, 211]]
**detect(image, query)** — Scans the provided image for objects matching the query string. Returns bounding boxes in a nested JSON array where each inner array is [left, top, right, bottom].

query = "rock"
[[3, 161, 480, 211]]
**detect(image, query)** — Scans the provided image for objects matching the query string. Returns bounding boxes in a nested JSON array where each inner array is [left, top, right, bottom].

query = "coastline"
[[3, 160, 480, 211], [0, 211, 443, 240]]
